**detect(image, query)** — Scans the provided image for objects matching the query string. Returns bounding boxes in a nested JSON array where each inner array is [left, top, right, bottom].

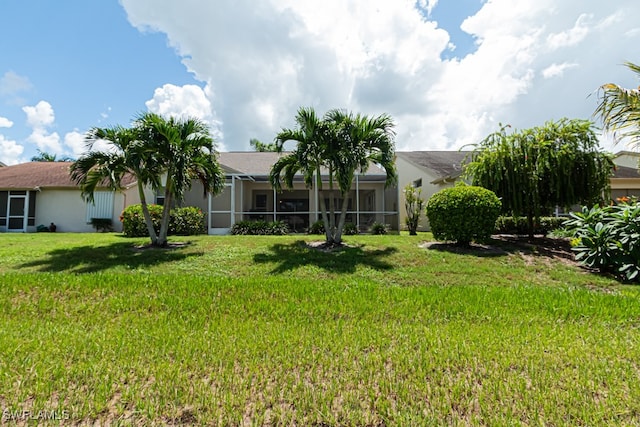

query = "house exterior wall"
[[34, 189, 125, 232], [395, 157, 459, 232]]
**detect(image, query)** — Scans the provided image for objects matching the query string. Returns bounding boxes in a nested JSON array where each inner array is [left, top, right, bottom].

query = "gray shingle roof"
[[613, 165, 640, 179], [396, 151, 471, 180]]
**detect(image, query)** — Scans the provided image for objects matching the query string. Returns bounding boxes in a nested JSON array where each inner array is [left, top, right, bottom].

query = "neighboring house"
[[0, 162, 137, 232], [611, 151, 640, 200], [396, 151, 471, 232], [202, 152, 400, 234], [0, 161, 6, 167]]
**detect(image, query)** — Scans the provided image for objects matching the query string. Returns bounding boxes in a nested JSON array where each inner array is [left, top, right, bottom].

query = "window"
[[86, 191, 114, 222], [413, 178, 422, 188]]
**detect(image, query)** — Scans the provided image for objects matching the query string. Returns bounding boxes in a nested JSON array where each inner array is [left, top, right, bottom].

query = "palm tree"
[[136, 113, 225, 246], [31, 149, 73, 162], [270, 107, 397, 246], [595, 61, 640, 152], [70, 126, 163, 243]]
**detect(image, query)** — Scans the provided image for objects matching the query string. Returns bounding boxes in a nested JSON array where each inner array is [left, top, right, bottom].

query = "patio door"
[[7, 193, 26, 232]]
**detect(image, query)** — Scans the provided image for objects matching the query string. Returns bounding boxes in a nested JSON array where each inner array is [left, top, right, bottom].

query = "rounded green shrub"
[[120, 204, 205, 237], [426, 184, 501, 246]]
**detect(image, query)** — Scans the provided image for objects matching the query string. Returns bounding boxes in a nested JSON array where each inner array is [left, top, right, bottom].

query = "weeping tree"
[[464, 118, 614, 239]]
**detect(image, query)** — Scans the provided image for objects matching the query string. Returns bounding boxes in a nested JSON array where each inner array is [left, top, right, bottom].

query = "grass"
[[0, 232, 639, 425]]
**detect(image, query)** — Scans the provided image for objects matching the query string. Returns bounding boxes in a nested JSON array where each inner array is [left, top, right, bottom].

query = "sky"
[[0, 0, 638, 165]]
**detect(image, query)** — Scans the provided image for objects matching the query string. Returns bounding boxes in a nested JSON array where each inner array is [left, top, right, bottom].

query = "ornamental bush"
[[426, 184, 501, 246], [120, 204, 205, 237], [563, 203, 640, 282], [495, 216, 565, 235], [231, 220, 289, 235]]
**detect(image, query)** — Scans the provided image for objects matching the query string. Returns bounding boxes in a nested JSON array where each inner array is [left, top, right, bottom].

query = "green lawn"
[[0, 233, 638, 425]]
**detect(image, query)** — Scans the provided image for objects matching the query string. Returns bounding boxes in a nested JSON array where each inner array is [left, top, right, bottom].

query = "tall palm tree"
[[136, 113, 225, 246], [595, 61, 640, 153], [70, 126, 163, 243], [270, 107, 397, 246]]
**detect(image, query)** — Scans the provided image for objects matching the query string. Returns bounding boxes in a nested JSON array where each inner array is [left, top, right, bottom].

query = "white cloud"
[[22, 100, 64, 154], [547, 13, 592, 50], [0, 135, 24, 165], [542, 62, 579, 79], [145, 83, 225, 149], [0, 71, 33, 95], [0, 116, 13, 128], [121, 0, 640, 153], [64, 131, 87, 158]]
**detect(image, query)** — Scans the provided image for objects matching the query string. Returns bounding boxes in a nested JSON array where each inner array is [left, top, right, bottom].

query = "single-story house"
[[0, 162, 137, 232], [203, 152, 399, 234], [2, 150, 637, 234]]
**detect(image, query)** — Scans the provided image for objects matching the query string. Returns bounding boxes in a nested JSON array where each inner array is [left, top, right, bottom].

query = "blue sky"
[[1, 0, 638, 164]]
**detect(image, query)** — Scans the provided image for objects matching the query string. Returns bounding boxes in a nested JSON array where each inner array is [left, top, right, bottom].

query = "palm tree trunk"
[[335, 192, 350, 244], [138, 181, 158, 245], [158, 177, 173, 247], [316, 169, 331, 242], [328, 168, 336, 243]]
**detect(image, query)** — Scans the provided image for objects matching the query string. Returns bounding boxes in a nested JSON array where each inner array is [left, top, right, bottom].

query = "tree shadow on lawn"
[[18, 241, 202, 273], [253, 240, 398, 274]]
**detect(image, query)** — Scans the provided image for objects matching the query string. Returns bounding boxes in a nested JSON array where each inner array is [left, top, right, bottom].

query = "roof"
[[612, 164, 640, 179], [396, 151, 471, 182], [0, 162, 137, 190], [218, 151, 389, 178]]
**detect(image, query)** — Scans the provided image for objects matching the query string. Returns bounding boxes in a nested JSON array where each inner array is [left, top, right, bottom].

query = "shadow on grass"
[[253, 240, 398, 274], [422, 240, 509, 258], [18, 241, 202, 273]]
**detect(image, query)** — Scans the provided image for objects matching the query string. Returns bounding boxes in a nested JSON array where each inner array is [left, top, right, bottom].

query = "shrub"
[[90, 218, 113, 232], [563, 203, 640, 282], [370, 222, 388, 235], [169, 206, 205, 236], [426, 184, 501, 246], [308, 220, 359, 235], [121, 204, 163, 237], [343, 223, 359, 235], [231, 220, 289, 235], [308, 220, 325, 235], [121, 204, 205, 237], [495, 216, 565, 235]]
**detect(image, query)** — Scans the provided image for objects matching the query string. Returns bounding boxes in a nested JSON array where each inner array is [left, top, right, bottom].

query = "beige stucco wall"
[[34, 189, 125, 233], [396, 157, 460, 232]]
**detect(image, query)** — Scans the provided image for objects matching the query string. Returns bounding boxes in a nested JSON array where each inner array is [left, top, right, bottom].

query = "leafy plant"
[[231, 220, 289, 235], [495, 216, 565, 236], [404, 184, 425, 235], [564, 203, 640, 282], [370, 222, 388, 235], [308, 220, 325, 235], [426, 184, 501, 246], [90, 218, 113, 232], [343, 222, 359, 235], [121, 204, 205, 237]]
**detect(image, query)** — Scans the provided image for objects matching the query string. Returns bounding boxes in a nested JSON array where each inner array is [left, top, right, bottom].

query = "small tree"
[[426, 184, 501, 246], [403, 184, 425, 235], [464, 118, 614, 239]]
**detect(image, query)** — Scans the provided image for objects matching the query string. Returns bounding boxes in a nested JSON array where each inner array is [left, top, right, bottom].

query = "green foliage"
[[370, 222, 388, 235], [249, 138, 279, 152], [595, 61, 640, 153], [403, 184, 425, 235], [343, 223, 359, 235], [169, 206, 205, 236], [465, 118, 614, 237], [564, 203, 640, 282], [495, 216, 565, 235], [121, 204, 205, 237], [231, 220, 289, 235], [270, 107, 397, 245], [426, 184, 501, 245], [308, 220, 325, 235], [308, 220, 358, 235], [90, 218, 113, 232]]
